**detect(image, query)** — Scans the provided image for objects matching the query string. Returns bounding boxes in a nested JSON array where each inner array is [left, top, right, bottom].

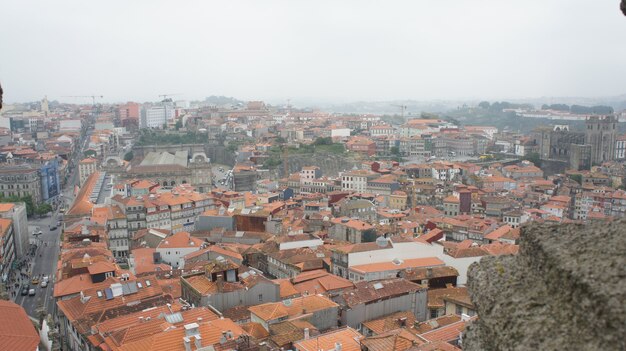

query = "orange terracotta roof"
[[274, 279, 300, 298], [360, 328, 424, 351], [0, 300, 40, 351], [87, 261, 117, 275], [294, 327, 364, 351], [350, 257, 444, 274], [419, 318, 476, 343], [0, 203, 15, 212], [117, 318, 244, 351], [67, 171, 101, 216], [484, 225, 513, 241], [157, 232, 204, 249], [362, 310, 416, 335], [131, 248, 172, 275], [248, 295, 338, 322]]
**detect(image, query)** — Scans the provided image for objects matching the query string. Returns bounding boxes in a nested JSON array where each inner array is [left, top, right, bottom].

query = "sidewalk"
[[5, 247, 38, 301]]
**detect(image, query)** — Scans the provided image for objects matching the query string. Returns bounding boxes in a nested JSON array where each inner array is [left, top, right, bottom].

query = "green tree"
[[522, 152, 542, 167], [420, 112, 439, 119], [275, 136, 286, 144], [0, 195, 34, 216], [478, 101, 490, 109], [35, 203, 53, 216], [83, 150, 97, 158], [390, 146, 401, 156], [123, 151, 134, 162], [175, 120, 183, 130], [568, 173, 583, 185], [313, 137, 333, 146]]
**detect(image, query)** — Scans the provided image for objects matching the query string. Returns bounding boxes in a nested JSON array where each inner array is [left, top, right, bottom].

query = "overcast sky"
[[1, 1, 625, 104]]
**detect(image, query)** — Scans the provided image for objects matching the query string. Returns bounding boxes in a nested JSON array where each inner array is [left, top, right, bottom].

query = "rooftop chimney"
[[427, 267, 433, 278], [399, 317, 407, 327], [183, 337, 192, 351], [194, 335, 203, 349], [335, 342, 342, 351], [304, 327, 310, 340], [184, 323, 200, 337]]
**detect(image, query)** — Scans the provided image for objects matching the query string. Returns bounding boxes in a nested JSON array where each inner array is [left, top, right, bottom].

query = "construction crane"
[[63, 95, 103, 106], [392, 104, 407, 118], [158, 93, 181, 102]]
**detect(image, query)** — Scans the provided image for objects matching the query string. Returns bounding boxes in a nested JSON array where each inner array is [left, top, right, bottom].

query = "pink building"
[[118, 102, 140, 119]]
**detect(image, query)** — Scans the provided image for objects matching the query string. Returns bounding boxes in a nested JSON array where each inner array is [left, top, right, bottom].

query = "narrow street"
[[13, 126, 88, 318]]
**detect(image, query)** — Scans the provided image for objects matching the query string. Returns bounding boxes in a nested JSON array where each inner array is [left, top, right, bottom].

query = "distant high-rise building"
[[585, 115, 618, 165], [141, 100, 175, 128], [118, 102, 140, 120]]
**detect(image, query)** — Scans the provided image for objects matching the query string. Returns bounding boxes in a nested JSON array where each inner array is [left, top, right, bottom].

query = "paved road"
[[15, 216, 62, 318], [14, 126, 88, 318], [212, 164, 231, 190]]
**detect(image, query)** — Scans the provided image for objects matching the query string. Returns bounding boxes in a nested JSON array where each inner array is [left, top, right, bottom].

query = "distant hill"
[[204, 95, 244, 106]]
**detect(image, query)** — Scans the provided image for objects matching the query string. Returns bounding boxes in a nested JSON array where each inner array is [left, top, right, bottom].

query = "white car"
[[40, 281, 48, 288]]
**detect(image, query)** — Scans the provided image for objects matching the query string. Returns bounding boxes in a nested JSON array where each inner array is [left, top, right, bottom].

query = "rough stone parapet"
[[464, 220, 626, 351]]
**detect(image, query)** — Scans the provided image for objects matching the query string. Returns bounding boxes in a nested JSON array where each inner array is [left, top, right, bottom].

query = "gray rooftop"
[[140, 151, 188, 167]]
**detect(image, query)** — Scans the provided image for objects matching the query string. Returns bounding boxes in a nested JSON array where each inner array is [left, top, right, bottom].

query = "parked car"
[[40, 281, 48, 288], [31, 277, 39, 285], [21, 287, 28, 296], [50, 225, 57, 231], [28, 289, 36, 296]]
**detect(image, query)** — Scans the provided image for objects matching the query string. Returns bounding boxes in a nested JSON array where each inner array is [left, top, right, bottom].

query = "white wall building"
[[331, 128, 351, 138], [142, 104, 175, 128], [155, 231, 204, 268]]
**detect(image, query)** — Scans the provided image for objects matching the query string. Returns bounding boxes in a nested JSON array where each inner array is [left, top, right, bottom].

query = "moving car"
[[28, 289, 36, 296], [40, 281, 48, 288], [21, 287, 28, 296], [50, 225, 57, 231], [31, 277, 39, 285]]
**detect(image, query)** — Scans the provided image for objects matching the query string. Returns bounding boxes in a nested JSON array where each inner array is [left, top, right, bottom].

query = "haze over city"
[[0, 3, 625, 351], [1, 0, 625, 104]]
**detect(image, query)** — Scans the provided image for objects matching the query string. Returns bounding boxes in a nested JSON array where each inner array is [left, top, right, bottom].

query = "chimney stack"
[[304, 327, 310, 340], [194, 335, 203, 349], [427, 267, 433, 278], [216, 274, 224, 291], [335, 342, 342, 351], [183, 337, 192, 351]]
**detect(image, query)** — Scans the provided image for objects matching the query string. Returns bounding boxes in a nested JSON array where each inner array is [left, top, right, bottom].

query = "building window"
[[430, 309, 439, 319], [455, 304, 463, 315], [258, 294, 263, 302]]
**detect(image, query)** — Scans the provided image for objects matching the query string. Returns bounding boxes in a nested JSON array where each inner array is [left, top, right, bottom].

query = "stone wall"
[[463, 220, 626, 351]]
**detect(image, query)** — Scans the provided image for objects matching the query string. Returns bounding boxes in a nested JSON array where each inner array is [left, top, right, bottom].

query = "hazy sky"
[[1, 1, 625, 104]]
